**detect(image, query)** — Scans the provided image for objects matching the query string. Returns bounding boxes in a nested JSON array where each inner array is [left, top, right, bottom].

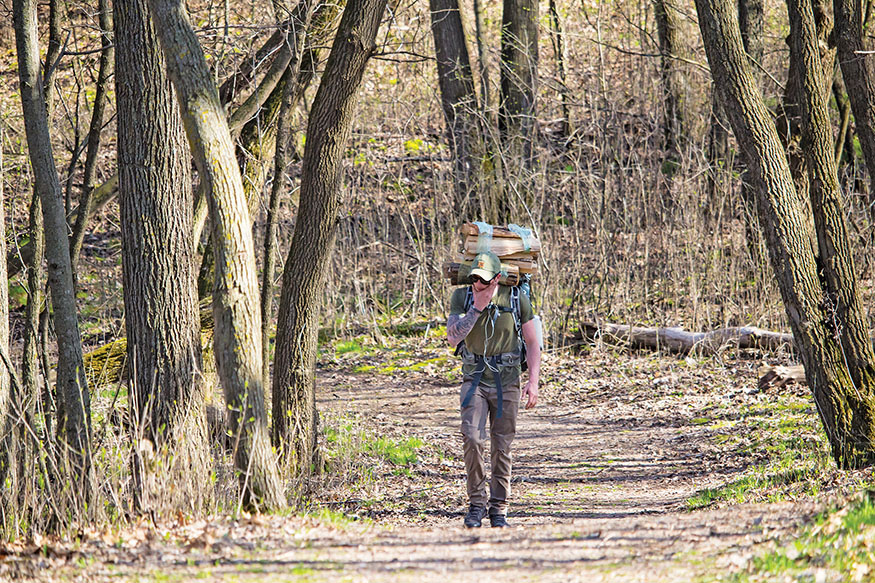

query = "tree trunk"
[[429, 0, 480, 216], [116, 0, 208, 512], [13, 0, 92, 487], [547, 0, 570, 141], [147, 0, 284, 510], [472, 0, 493, 124], [499, 0, 538, 180], [834, 0, 875, 206], [43, 0, 62, 117], [787, 0, 875, 390], [695, 0, 875, 468], [70, 0, 113, 279], [262, 0, 314, 391], [272, 0, 388, 478], [653, 0, 686, 161], [0, 137, 10, 489]]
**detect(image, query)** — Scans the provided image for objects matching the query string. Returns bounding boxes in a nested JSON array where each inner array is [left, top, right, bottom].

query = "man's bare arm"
[[447, 309, 481, 347]]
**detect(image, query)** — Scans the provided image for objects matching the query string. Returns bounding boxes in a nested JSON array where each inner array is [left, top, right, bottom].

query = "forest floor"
[[3, 331, 874, 582]]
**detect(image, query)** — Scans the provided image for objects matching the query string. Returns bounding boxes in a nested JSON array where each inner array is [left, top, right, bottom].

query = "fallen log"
[[758, 365, 806, 390], [580, 322, 795, 354]]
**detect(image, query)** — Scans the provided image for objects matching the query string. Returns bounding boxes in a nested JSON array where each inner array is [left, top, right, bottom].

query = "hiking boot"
[[463, 505, 488, 528], [489, 513, 510, 528]]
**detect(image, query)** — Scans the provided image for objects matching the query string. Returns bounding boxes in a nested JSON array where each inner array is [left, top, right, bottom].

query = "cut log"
[[461, 222, 538, 240], [580, 322, 795, 354], [463, 234, 541, 256], [444, 261, 520, 286]]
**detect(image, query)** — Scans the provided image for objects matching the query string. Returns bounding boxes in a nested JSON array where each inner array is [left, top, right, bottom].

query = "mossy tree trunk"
[[272, 0, 388, 478], [695, 0, 875, 468], [147, 0, 284, 510]]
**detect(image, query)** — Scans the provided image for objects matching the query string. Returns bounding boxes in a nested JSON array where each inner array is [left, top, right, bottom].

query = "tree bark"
[[499, 0, 538, 175], [262, 0, 314, 391], [0, 137, 10, 488], [834, 0, 875, 204], [43, 0, 62, 117], [695, 0, 875, 467], [472, 0, 493, 124], [272, 0, 388, 477], [116, 0, 207, 512], [13, 0, 92, 485], [547, 0, 570, 140], [653, 0, 687, 160], [429, 0, 480, 216], [147, 0, 284, 510]]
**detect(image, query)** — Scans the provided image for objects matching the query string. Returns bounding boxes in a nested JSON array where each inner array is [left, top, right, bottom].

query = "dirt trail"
[[4, 352, 824, 582], [301, 357, 819, 582]]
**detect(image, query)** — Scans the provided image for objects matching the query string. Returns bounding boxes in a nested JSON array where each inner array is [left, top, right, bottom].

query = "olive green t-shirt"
[[449, 285, 534, 387]]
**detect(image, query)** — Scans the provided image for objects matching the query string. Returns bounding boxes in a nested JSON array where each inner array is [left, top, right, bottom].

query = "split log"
[[444, 261, 520, 286], [463, 234, 541, 256], [461, 222, 538, 240], [580, 321, 795, 354]]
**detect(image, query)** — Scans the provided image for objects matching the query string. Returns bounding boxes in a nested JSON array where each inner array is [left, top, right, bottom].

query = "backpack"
[[458, 274, 533, 372]]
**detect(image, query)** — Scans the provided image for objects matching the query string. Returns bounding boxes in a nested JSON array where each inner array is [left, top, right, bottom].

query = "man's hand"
[[522, 378, 538, 409], [472, 275, 500, 311]]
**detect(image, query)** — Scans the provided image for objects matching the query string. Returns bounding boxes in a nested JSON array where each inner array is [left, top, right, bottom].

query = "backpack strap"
[[454, 286, 475, 356], [461, 355, 505, 418]]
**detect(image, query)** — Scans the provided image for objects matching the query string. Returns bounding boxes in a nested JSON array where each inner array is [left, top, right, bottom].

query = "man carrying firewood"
[[447, 250, 541, 528]]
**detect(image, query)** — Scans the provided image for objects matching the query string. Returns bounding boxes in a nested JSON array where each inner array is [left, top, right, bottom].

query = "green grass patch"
[[366, 436, 424, 466], [721, 495, 875, 582]]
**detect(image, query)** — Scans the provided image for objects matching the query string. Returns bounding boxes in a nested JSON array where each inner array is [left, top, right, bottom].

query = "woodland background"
[[2, 0, 875, 553]]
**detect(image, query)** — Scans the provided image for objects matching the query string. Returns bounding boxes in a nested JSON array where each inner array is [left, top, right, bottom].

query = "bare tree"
[[272, 0, 388, 478], [70, 0, 113, 278], [695, 0, 875, 467], [429, 0, 480, 216], [653, 0, 687, 161], [147, 0, 285, 510], [499, 0, 538, 175], [834, 0, 875, 214], [262, 0, 314, 391], [13, 0, 92, 489]]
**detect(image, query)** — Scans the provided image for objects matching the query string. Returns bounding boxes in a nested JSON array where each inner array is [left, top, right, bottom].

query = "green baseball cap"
[[469, 251, 502, 281]]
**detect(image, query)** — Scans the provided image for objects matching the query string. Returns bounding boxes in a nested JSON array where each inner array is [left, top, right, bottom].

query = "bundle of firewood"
[[443, 222, 540, 286]]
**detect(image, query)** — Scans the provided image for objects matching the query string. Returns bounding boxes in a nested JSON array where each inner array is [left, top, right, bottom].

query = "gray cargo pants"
[[460, 377, 520, 516]]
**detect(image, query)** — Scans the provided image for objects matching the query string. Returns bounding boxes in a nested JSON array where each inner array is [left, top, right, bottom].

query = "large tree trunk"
[[499, 0, 538, 183], [787, 0, 875, 386], [429, 0, 480, 217], [272, 0, 388, 478], [13, 0, 92, 488], [834, 0, 875, 206], [116, 0, 207, 512], [147, 0, 284, 510], [695, 0, 875, 468]]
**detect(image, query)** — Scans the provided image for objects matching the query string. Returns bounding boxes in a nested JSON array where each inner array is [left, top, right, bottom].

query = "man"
[[447, 250, 540, 528]]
